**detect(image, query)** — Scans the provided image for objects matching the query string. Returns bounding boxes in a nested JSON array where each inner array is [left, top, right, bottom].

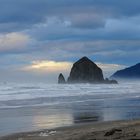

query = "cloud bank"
[[0, 0, 140, 82]]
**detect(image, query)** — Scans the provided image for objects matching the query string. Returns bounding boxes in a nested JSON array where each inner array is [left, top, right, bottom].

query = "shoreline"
[[1, 119, 140, 140]]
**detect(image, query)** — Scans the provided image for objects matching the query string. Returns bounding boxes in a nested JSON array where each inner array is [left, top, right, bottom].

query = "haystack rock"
[[58, 73, 66, 84], [67, 57, 104, 83]]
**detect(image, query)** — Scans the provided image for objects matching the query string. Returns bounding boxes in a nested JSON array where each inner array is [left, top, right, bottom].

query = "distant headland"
[[58, 57, 118, 84], [111, 63, 140, 79]]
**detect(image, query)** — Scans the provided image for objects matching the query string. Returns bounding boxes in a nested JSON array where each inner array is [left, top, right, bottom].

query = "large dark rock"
[[111, 63, 140, 79], [67, 57, 104, 83], [58, 73, 66, 84]]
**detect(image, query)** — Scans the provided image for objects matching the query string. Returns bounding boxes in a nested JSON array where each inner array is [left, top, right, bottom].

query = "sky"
[[0, 0, 140, 83]]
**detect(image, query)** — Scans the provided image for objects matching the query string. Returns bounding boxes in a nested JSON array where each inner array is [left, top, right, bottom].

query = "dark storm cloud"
[[0, 0, 140, 32], [0, 0, 140, 59]]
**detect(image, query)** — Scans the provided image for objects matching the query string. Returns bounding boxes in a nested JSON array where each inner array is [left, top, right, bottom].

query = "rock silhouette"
[[58, 57, 118, 84], [58, 73, 66, 84], [67, 57, 104, 83], [111, 63, 140, 79]]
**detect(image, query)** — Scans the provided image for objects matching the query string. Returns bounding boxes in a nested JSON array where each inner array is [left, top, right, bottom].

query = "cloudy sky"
[[0, 0, 140, 83]]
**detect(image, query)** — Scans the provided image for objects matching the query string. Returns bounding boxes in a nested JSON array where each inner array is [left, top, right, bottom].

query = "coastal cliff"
[[111, 63, 140, 79]]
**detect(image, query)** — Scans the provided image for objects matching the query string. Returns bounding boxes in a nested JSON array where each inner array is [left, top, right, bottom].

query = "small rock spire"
[[58, 73, 66, 84]]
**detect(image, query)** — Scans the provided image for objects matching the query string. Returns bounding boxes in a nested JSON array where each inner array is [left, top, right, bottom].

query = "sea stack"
[[58, 73, 66, 84], [58, 56, 118, 84], [67, 57, 104, 83]]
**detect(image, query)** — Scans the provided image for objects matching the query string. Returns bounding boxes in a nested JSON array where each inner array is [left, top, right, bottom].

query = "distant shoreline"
[[1, 119, 140, 140]]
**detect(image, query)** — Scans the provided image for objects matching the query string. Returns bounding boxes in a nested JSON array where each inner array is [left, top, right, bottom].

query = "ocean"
[[0, 81, 140, 136]]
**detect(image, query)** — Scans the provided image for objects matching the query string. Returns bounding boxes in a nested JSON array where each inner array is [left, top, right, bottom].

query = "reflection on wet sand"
[[1, 97, 140, 136], [73, 112, 101, 123], [71, 101, 103, 124], [32, 112, 74, 129], [32, 103, 103, 130]]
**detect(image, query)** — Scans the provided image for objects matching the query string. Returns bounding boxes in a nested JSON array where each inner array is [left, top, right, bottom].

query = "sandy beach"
[[1, 119, 140, 140]]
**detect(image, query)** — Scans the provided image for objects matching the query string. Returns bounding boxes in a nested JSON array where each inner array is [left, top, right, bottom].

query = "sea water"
[[0, 81, 140, 136]]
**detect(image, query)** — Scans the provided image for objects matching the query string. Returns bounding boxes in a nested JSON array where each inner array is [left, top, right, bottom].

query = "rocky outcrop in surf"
[[67, 57, 104, 83], [58, 57, 118, 84], [58, 73, 66, 84]]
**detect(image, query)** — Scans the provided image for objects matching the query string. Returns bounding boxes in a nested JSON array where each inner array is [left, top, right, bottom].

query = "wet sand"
[[1, 119, 140, 140]]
